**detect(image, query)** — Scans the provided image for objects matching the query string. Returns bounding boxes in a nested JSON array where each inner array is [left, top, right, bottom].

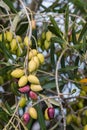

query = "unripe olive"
[[77, 101, 84, 109], [19, 97, 26, 108], [28, 60, 37, 73], [46, 31, 52, 41], [37, 39, 42, 47], [33, 56, 40, 68], [37, 53, 44, 64], [29, 49, 38, 60], [80, 90, 86, 96], [41, 32, 46, 40], [17, 47, 22, 57], [44, 108, 49, 120], [11, 68, 24, 78], [28, 74, 40, 85], [30, 84, 43, 92], [82, 117, 87, 125], [75, 116, 81, 126], [6, 43, 10, 49], [84, 125, 87, 130], [0, 34, 2, 41], [10, 39, 17, 51], [0, 76, 4, 85], [16, 35, 22, 43], [28, 107, 37, 119], [66, 114, 73, 124], [44, 40, 50, 50], [6, 31, 13, 42], [24, 36, 32, 47], [84, 110, 87, 117], [18, 76, 28, 87]]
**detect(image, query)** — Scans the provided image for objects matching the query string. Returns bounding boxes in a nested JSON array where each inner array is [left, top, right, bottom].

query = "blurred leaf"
[[11, 82, 19, 96], [4, 102, 13, 114], [78, 22, 87, 43], [48, 98, 60, 106], [49, 16, 63, 38], [71, 124, 83, 130], [3, 0, 17, 13], [16, 22, 28, 35], [74, 56, 79, 73], [59, 65, 78, 72], [36, 105, 46, 130], [26, 118, 33, 130], [65, 5, 69, 40], [72, 27, 77, 44], [82, 34, 87, 52], [51, 37, 65, 46], [0, 41, 14, 61], [70, 0, 87, 13], [0, 65, 15, 76], [50, 41, 55, 66], [43, 80, 56, 89], [40, 94, 60, 107], [61, 55, 65, 68], [0, 107, 9, 122]]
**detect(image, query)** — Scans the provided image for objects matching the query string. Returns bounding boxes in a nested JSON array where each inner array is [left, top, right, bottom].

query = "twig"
[[3, 103, 19, 130], [75, 106, 87, 114], [55, 47, 69, 130]]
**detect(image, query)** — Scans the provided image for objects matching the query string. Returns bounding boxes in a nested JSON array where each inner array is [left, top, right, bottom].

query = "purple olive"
[[48, 107, 55, 119], [23, 113, 30, 123], [18, 85, 30, 93], [29, 91, 38, 100]]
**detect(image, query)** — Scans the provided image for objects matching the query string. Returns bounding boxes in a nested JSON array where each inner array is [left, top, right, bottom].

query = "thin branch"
[[55, 47, 69, 130]]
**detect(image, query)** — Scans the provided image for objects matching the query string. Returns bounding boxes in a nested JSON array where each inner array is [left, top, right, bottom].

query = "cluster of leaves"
[[0, 0, 87, 130]]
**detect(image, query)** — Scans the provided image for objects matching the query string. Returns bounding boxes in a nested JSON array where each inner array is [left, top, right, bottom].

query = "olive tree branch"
[[55, 47, 69, 130]]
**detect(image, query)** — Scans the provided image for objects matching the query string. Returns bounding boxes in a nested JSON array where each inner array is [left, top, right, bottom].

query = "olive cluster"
[[0, 31, 32, 56], [23, 106, 55, 124], [38, 30, 53, 50], [66, 90, 87, 130]]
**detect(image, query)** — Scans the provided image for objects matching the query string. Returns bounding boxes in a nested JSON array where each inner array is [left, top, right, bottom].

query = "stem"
[[3, 103, 19, 130], [55, 47, 68, 130]]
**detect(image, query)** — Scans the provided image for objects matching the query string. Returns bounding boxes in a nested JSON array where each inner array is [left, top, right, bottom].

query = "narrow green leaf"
[[72, 27, 77, 44], [82, 34, 87, 52], [43, 80, 56, 89], [0, 108, 9, 122], [59, 65, 78, 72], [65, 6, 69, 40], [61, 55, 65, 68], [49, 16, 63, 38], [51, 37, 65, 46], [3, 0, 17, 13], [16, 23, 28, 35], [4, 102, 13, 114], [26, 118, 33, 130], [0, 41, 14, 61], [78, 22, 87, 43], [39, 94, 60, 107], [0, 65, 15, 75], [36, 105, 46, 130], [50, 41, 55, 66]]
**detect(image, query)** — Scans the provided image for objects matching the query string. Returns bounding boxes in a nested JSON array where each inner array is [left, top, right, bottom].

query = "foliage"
[[0, 0, 87, 130]]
